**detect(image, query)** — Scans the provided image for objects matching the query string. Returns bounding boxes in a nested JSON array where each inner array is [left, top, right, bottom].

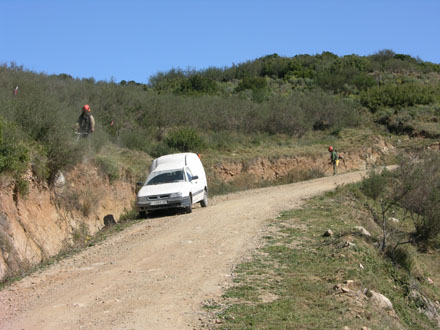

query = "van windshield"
[[146, 170, 185, 185]]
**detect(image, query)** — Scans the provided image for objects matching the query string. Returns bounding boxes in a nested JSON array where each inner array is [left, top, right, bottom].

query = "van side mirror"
[[136, 182, 144, 187], [192, 175, 199, 181]]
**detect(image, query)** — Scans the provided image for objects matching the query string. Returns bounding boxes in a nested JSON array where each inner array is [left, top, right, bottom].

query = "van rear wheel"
[[200, 190, 208, 207]]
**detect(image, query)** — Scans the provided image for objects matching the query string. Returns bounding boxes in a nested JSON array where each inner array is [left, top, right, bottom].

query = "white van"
[[136, 153, 208, 217]]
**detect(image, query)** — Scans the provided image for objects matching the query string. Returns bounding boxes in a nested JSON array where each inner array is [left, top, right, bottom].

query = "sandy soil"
[[0, 170, 369, 330]]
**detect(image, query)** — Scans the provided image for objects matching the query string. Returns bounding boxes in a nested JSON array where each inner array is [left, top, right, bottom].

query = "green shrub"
[[396, 153, 440, 244], [360, 169, 393, 201], [118, 127, 151, 152], [317, 66, 375, 94], [179, 75, 218, 95], [15, 178, 29, 196], [204, 130, 241, 151], [263, 91, 359, 136], [149, 142, 178, 158], [0, 117, 30, 194], [236, 76, 268, 92], [360, 83, 437, 112], [164, 127, 204, 152], [386, 246, 413, 272], [0, 119, 28, 174]]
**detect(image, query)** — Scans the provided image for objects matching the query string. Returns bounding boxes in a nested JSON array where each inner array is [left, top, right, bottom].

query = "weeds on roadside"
[[208, 186, 439, 329]]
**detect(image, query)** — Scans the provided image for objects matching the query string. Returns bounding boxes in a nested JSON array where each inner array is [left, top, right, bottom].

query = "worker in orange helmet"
[[328, 146, 340, 175], [76, 104, 95, 137]]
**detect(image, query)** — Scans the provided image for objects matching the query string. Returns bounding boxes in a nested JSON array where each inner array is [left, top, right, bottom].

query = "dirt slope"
[[0, 170, 370, 330], [0, 163, 136, 282]]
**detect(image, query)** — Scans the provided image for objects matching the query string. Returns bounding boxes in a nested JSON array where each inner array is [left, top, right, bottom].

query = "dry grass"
[[96, 144, 152, 183]]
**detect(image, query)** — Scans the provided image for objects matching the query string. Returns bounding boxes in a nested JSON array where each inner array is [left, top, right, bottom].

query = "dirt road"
[[0, 170, 370, 330]]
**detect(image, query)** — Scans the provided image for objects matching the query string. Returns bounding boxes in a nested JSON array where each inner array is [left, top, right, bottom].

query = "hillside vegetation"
[[1, 49, 440, 194]]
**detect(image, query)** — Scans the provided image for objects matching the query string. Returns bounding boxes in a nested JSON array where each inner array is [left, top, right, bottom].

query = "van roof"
[[154, 163, 184, 172], [151, 153, 200, 171], [156, 153, 196, 164]]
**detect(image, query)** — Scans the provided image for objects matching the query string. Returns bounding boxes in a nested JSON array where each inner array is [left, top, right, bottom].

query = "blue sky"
[[1, 0, 439, 83]]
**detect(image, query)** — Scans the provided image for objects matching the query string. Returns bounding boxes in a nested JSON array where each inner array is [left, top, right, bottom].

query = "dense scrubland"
[[1, 49, 440, 193], [1, 50, 440, 326]]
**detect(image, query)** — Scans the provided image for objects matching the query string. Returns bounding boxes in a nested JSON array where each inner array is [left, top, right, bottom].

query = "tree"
[[396, 153, 440, 245], [360, 168, 398, 251], [360, 153, 440, 253]]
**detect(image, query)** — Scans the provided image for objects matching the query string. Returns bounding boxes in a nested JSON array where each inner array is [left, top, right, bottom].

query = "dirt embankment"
[[0, 163, 136, 282], [213, 142, 394, 183]]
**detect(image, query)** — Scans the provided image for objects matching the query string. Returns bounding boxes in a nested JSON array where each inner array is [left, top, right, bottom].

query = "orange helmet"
[[328, 146, 333, 152], [82, 104, 90, 112]]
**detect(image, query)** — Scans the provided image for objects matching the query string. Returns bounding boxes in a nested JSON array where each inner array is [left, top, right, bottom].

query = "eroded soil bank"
[[0, 163, 136, 282]]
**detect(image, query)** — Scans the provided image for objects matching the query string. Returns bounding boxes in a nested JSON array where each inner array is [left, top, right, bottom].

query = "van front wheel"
[[185, 195, 193, 213], [200, 190, 208, 207]]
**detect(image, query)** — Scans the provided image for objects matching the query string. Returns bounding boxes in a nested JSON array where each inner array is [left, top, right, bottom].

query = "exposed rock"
[[334, 283, 351, 293], [389, 217, 400, 223], [343, 241, 356, 248], [365, 289, 393, 311], [54, 171, 66, 187], [341, 287, 351, 293], [323, 229, 334, 237], [353, 226, 371, 237], [344, 280, 355, 286]]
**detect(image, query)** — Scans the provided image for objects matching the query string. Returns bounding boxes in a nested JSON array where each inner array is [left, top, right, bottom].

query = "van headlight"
[[169, 192, 182, 198], [138, 196, 147, 202]]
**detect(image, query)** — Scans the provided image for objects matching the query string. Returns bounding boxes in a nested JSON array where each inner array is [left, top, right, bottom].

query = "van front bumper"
[[136, 196, 191, 212]]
